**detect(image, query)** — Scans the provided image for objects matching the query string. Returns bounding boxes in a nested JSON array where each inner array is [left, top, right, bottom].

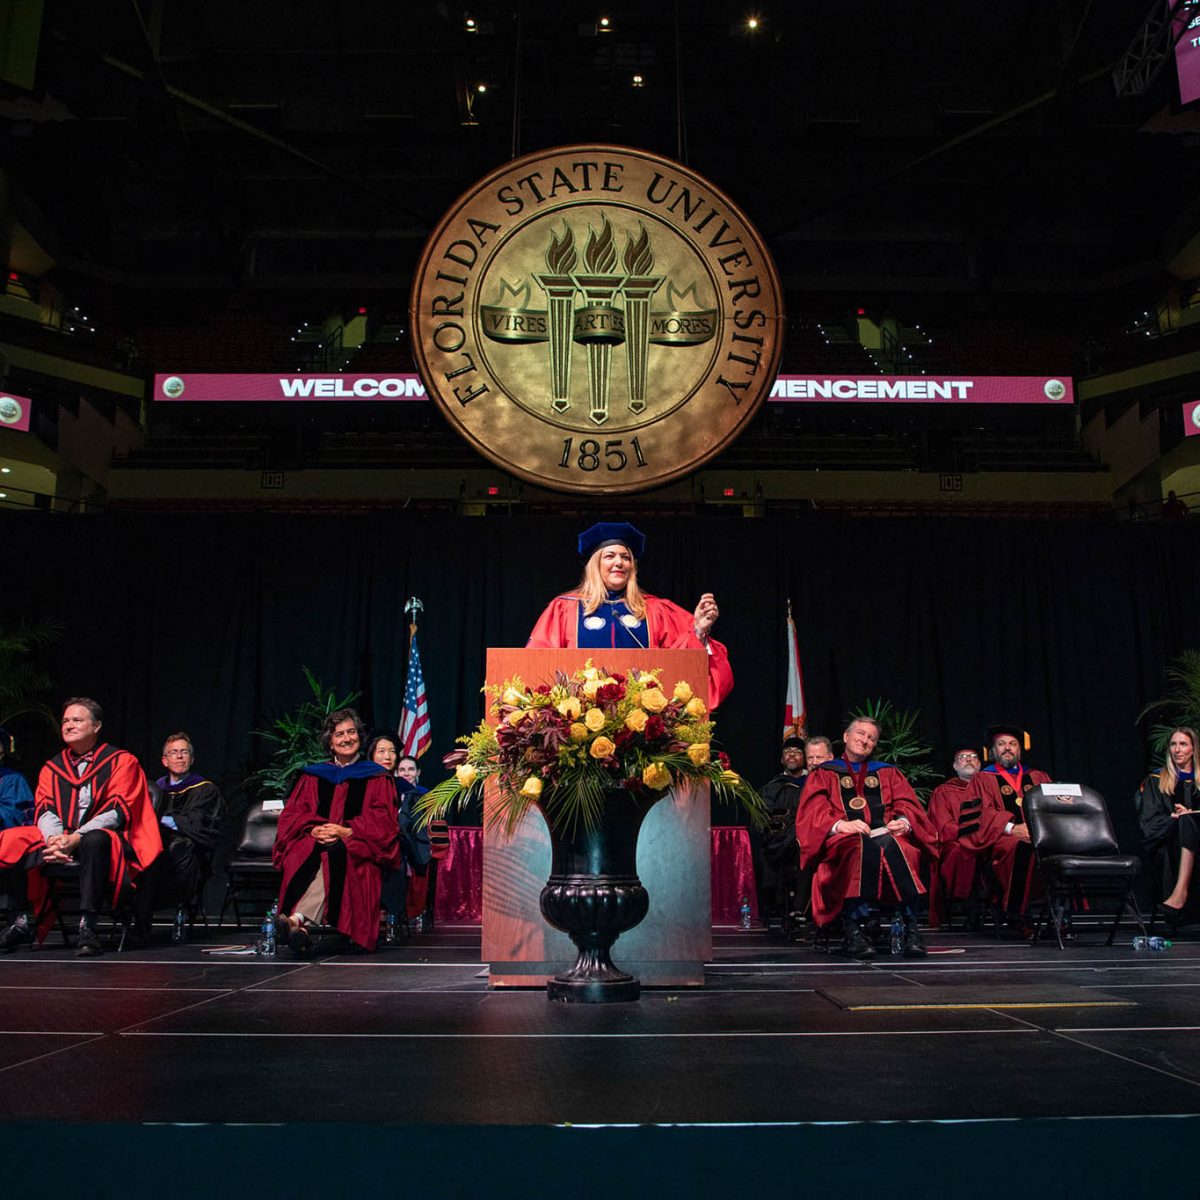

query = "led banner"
[[153, 373, 430, 402], [154, 372, 1073, 406], [769, 375, 1073, 405], [0, 391, 32, 432], [1176, 0, 1200, 106], [1184, 399, 1200, 437]]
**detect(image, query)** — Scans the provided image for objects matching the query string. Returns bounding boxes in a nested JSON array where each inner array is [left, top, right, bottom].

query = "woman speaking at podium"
[[527, 522, 733, 708]]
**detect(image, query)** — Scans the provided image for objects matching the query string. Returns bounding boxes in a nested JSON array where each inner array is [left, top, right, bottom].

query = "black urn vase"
[[538, 791, 659, 1003]]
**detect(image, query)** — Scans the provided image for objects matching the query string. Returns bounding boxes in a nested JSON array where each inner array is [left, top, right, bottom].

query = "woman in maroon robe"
[[273, 708, 400, 954]]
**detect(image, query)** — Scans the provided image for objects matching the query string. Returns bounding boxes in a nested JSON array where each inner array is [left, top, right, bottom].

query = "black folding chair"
[[1024, 783, 1147, 948]]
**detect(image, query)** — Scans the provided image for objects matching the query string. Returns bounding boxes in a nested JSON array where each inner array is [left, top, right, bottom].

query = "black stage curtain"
[[5, 512, 1199, 847]]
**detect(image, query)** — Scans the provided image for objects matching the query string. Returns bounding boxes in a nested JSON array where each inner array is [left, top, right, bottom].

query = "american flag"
[[399, 627, 432, 759]]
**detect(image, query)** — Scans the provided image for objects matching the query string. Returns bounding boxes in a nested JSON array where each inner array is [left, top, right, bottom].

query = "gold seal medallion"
[[864, 775, 879, 789], [839, 775, 855, 790], [410, 145, 784, 493], [848, 797, 867, 811]]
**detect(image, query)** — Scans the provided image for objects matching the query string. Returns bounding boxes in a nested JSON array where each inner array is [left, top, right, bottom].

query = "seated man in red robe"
[[527, 521, 733, 709], [927, 745, 984, 928], [0, 697, 162, 956], [958, 724, 1051, 928], [273, 707, 401, 955], [795, 716, 937, 960]]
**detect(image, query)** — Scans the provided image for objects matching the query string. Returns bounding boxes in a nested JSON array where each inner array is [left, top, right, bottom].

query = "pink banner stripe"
[[0, 392, 32, 433], [155, 372, 1076, 406], [1185, 399, 1200, 438], [769, 375, 1073, 405]]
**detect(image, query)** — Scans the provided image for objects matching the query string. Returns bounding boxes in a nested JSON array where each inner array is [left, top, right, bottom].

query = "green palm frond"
[[0, 617, 63, 732], [1137, 650, 1200, 756]]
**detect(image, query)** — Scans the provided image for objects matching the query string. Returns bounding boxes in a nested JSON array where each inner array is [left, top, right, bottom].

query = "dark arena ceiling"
[[2, 0, 1198, 323]]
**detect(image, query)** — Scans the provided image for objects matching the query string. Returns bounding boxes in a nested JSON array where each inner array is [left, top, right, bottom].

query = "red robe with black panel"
[[795, 760, 937, 927], [960, 764, 1052, 916], [274, 764, 401, 951], [0, 744, 162, 928]]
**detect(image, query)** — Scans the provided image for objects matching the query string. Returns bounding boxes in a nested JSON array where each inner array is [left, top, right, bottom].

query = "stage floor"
[[2, 922, 1198, 1195]]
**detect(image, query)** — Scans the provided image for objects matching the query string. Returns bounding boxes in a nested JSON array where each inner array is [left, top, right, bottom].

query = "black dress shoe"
[[0, 918, 33, 953], [287, 924, 313, 956], [903, 923, 928, 958], [75, 925, 104, 957], [1161, 903, 1186, 930], [842, 920, 876, 960]]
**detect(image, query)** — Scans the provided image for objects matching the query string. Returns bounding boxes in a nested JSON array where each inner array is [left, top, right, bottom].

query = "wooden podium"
[[481, 647, 713, 989]]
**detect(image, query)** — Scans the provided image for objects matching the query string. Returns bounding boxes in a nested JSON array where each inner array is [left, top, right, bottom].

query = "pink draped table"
[[431, 825, 758, 926]]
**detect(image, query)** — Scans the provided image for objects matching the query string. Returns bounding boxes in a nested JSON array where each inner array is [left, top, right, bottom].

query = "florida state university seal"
[[410, 144, 784, 494]]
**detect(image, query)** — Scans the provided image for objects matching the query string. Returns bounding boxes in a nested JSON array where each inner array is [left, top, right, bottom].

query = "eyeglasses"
[[165, 750, 192, 758], [954, 753, 980, 762]]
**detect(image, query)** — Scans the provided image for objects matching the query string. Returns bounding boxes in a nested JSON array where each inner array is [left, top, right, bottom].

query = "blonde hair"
[[1158, 727, 1200, 796], [573, 546, 647, 619]]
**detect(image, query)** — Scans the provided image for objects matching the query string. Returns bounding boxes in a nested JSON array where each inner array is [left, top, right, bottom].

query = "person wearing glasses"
[[928, 745, 985, 929], [147, 732, 226, 932]]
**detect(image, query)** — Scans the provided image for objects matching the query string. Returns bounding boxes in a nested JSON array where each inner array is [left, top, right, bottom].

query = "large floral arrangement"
[[415, 660, 765, 833]]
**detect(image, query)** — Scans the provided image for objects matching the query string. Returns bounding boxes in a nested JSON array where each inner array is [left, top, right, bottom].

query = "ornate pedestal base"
[[539, 794, 655, 1003]]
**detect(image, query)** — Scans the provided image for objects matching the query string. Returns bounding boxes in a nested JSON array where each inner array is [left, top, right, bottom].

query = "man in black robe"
[[145, 732, 226, 929], [753, 737, 808, 933]]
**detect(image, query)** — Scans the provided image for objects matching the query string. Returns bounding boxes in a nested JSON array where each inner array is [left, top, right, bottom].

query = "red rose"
[[596, 682, 626, 706], [644, 716, 667, 743], [717, 750, 731, 770]]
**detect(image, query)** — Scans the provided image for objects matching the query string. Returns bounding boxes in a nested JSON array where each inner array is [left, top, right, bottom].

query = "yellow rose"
[[455, 763, 479, 787], [673, 680, 694, 703], [720, 769, 741, 785], [583, 679, 601, 698], [643, 762, 671, 790], [590, 736, 616, 759], [520, 775, 543, 798], [684, 696, 707, 719], [508, 709, 528, 726], [581, 665, 601, 682], [584, 707, 606, 732], [640, 688, 668, 713], [686, 743, 710, 766], [556, 696, 581, 719], [569, 723, 589, 742], [501, 687, 526, 706], [624, 709, 648, 733], [637, 671, 659, 684]]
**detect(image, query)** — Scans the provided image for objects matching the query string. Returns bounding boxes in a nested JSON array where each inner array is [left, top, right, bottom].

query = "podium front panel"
[[481, 647, 713, 988]]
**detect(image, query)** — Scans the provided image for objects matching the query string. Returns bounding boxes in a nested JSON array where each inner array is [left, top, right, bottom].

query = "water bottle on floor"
[[172, 906, 187, 945], [259, 902, 278, 956], [739, 897, 752, 930], [890, 914, 904, 956], [1131, 935, 1172, 951]]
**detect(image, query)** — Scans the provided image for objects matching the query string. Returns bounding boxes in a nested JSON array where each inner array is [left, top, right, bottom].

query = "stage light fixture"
[[0, 494, 8, 500], [476, 82, 488, 93], [631, 73, 645, 87], [465, 15, 477, 32], [487, 485, 500, 496], [722, 487, 735, 497], [747, 16, 759, 31], [597, 15, 612, 33], [0, 467, 9, 473]]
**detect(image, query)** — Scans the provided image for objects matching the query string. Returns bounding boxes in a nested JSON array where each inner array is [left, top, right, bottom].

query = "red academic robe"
[[928, 776, 981, 911], [274, 765, 400, 951], [960, 765, 1052, 916], [527, 593, 734, 708], [0, 744, 162, 936], [795, 761, 938, 927]]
